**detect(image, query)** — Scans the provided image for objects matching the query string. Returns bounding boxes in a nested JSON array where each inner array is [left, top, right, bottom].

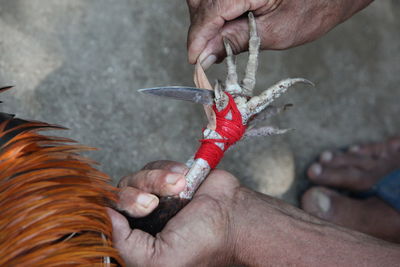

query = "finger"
[[117, 187, 159, 217], [187, 0, 281, 65], [197, 18, 251, 67], [200, 10, 293, 66], [119, 169, 186, 196], [107, 208, 154, 266], [187, 0, 256, 64], [187, 12, 230, 64], [142, 160, 188, 173], [107, 208, 131, 240], [186, 0, 201, 17]]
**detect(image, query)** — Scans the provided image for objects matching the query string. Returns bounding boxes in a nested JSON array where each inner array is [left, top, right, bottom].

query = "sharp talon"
[[223, 38, 232, 54], [224, 38, 241, 95], [214, 80, 221, 99], [247, 78, 314, 117], [299, 79, 315, 87], [242, 12, 260, 97], [248, 12, 256, 37], [286, 78, 314, 87], [214, 80, 228, 111], [244, 126, 292, 138]]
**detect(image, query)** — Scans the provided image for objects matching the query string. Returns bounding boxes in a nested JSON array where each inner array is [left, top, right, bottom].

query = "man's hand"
[[187, 0, 374, 68], [108, 160, 241, 266], [109, 160, 400, 266]]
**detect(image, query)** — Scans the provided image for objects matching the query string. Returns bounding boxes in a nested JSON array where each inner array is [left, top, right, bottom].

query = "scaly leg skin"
[[244, 126, 291, 138], [224, 38, 241, 95], [127, 13, 313, 236], [242, 12, 260, 97]]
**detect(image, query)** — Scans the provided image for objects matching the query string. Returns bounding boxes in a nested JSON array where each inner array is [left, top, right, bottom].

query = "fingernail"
[[310, 163, 322, 176], [200, 54, 217, 70], [349, 145, 360, 153], [163, 175, 186, 196], [166, 173, 182, 184], [137, 194, 157, 208], [312, 189, 331, 213], [170, 165, 187, 174], [320, 151, 333, 162]]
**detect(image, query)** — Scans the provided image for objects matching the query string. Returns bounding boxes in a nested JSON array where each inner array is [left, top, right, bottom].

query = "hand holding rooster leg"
[[124, 12, 312, 236], [116, 161, 187, 217], [109, 161, 400, 267], [108, 161, 240, 267], [187, 0, 375, 68]]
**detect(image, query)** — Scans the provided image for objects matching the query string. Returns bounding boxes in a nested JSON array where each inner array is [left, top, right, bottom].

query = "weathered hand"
[[187, 0, 374, 68], [109, 160, 400, 266], [108, 160, 241, 267]]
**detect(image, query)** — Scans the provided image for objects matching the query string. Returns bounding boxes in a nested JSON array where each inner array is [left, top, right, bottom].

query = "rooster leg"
[[248, 104, 293, 128], [242, 12, 260, 97], [131, 12, 313, 236], [244, 126, 291, 138], [247, 78, 313, 117], [224, 38, 241, 95]]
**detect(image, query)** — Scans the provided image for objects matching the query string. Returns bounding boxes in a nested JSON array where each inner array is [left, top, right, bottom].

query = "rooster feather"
[[0, 86, 124, 266]]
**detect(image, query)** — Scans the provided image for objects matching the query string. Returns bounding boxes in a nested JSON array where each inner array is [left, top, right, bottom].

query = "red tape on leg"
[[194, 93, 246, 169]]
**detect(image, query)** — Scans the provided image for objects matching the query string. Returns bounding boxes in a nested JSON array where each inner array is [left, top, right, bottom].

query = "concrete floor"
[[0, 1, 399, 205]]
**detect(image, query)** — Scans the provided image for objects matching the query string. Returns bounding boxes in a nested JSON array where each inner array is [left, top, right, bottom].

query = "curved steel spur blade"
[[138, 86, 214, 105]]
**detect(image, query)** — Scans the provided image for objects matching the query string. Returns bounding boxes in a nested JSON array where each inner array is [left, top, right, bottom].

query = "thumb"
[[197, 17, 251, 69], [107, 208, 155, 266], [186, 0, 253, 66], [187, 0, 274, 67]]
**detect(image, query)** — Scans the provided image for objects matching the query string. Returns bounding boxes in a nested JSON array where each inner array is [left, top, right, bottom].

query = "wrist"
[[230, 187, 285, 266], [230, 186, 400, 266]]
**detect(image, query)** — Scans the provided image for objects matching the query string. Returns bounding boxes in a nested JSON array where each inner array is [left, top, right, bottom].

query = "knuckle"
[[146, 169, 160, 181], [155, 160, 177, 170], [146, 170, 167, 189], [143, 160, 184, 171], [118, 175, 130, 188], [223, 34, 244, 55], [142, 160, 162, 170], [130, 171, 147, 187]]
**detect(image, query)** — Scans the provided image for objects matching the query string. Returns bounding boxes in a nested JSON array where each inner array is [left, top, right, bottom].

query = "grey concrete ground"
[[0, 1, 399, 205]]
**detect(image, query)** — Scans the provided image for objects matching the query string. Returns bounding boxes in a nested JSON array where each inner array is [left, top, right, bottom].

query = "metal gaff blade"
[[138, 86, 214, 105]]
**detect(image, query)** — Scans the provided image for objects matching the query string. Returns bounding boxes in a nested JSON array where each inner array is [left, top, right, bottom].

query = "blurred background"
[[0, 0, 398, 205]]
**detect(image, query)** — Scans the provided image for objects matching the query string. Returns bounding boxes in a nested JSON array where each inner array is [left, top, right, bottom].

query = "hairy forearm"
[[281, 0, 375, 48], [187, 0, 376, 64], [233, 188, 400, 266], [318, 0, 375, 28]]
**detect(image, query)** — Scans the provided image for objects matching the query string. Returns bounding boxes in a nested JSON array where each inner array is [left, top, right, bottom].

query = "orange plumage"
[[0, 86, 124, 266]]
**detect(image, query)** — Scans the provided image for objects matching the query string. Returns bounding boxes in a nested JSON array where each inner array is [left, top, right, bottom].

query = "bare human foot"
[[301, 137, 400, 243]]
